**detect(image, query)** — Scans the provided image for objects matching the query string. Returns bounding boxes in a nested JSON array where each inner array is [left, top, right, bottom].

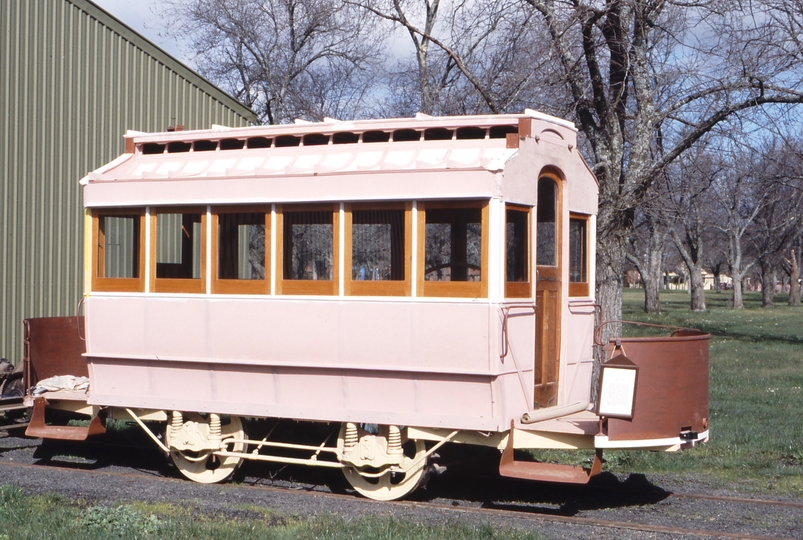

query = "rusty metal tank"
[[604, 329, 709, 442]]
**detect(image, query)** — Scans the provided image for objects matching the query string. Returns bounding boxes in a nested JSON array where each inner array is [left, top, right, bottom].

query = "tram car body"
[[20, 111, 709, 500]]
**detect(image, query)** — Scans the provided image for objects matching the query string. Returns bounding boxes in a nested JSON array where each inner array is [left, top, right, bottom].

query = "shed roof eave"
[[71, 0, 256, 124]]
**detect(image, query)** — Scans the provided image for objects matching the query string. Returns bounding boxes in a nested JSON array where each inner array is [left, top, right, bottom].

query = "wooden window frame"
[[417, 200, 489, 298], [92, 208, 146, 293], [276, 204, 339, 296], [150, 207, 207, 294], [211, 206, 271, 295], [345, 203, 412, 297], [569, 213, 590, 297], [505, 204, 532, 298]]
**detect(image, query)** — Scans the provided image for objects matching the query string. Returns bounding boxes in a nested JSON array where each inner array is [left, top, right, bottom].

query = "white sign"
[[598, 365, 637, 419]]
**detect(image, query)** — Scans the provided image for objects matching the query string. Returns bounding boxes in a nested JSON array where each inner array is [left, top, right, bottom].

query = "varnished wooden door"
[[534, 176, 561, 408]]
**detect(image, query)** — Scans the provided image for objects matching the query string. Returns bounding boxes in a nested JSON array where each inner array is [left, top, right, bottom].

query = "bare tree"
[[626, 182, 675, 314], [710, 141, 791, 309], [785, 248, 801, 306], [512, 0, 803, 329], [158, 0, 385, 124], [667, 147, 722, 311], [352, 0, 548, 116]]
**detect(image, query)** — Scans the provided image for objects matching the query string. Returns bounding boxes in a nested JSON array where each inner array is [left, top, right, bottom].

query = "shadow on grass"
[[700, 328, 803, 345]]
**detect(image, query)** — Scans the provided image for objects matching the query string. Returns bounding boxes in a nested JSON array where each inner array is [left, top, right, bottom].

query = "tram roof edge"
[[122, 110, 577, 144]]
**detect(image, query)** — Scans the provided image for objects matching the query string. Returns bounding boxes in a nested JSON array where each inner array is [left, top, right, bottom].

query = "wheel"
[[167, 412, 246, 484], [342, 435, 427, 501]]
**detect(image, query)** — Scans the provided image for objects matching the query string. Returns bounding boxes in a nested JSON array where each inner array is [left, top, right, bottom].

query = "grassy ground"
[[0, 485, 543, 540], [608, 288, 803, 495]]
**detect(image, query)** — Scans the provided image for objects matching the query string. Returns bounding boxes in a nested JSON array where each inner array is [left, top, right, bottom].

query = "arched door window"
[[536, 177, 557, 266]]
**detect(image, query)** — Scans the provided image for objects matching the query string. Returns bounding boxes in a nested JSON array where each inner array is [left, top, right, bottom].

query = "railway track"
[[0, 432, 799, 539]]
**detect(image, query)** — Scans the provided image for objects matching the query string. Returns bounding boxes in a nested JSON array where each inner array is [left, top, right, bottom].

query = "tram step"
[[499, 421, 603, 484], [25, 397, 106, 441]]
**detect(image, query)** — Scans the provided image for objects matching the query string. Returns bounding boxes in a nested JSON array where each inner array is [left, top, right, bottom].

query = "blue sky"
[[92, 1, 187, 63]]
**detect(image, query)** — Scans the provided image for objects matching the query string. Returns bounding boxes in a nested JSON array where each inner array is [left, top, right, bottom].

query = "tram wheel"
[[342, 436, 427, 501], [167, 412, 246, 484]]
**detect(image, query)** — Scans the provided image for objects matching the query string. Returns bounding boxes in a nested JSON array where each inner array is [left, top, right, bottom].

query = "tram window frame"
[[276, 204, 339, 296], [505, 205, 532, 298], [92, 208, 146, 292], [417, 201, 489, 298], [569, 213, 590, 297], [151, 207, 207, 294], [345, 203, 412, 297], [211, 206, 271, 294]]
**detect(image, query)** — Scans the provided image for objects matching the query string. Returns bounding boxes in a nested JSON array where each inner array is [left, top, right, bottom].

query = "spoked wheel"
[[342, 435, 427, 501], [167, 412, 246, 484]]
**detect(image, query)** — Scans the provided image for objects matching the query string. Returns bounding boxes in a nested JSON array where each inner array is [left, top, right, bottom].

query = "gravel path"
[[0, 430, 800, 539]]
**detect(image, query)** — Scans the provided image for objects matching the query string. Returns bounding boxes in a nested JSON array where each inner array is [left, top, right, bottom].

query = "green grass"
[[0, 485, 544, 540], [607, 289, 803, 495]]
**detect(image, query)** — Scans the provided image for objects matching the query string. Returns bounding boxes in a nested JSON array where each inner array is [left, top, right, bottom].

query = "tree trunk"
[[731, 271, 745, 309], [761, 263, 775, 307], [643, 275, 661, 314], [790, 249, 801, 306], [596, 236, 626, 337], [688, 266, 706, 311]]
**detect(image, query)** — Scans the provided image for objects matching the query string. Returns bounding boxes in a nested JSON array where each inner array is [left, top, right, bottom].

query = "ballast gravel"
[[0, 431, 800, 540]]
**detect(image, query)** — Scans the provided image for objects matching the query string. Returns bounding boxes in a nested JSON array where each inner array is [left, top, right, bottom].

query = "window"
[[505, 205, 531, 298], [152, 208, 206, 293], [569, 214, 590, 296], [277, 205, 339, 295], [345, 204, 411, 296], [536, 177, 557, 266], [92, 209, 145, 292], [212, 208, 270, 294], [418, 202, 488, 297]]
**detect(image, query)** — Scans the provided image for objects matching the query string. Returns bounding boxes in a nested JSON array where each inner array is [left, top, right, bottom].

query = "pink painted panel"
[[561, 303, 596, 405], [83, 170, 499, 208], [88, 357, 502, 430], [86, 297, 494, 372]]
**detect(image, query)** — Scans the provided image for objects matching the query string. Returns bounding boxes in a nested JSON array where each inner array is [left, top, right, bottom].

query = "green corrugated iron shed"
[[0, 0, 257, 363]]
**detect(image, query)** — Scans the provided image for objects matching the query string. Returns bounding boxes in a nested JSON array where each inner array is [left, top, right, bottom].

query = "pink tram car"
[[18, 111, 709, 500]]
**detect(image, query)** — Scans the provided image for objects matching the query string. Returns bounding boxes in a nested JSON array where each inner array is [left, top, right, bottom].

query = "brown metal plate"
[[499, 422, 603, 484], [605, 331, 709, 441], [24, 316, 87, 390]]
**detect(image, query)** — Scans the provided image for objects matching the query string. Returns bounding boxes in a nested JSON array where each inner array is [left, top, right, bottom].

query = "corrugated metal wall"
[[0, 0, 255, 363]]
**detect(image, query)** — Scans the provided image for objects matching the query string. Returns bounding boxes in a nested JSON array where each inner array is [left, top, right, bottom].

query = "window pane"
[[284, 210, 333, 280], [570, 217, 588, 283], [218, 212, 266, 280], [100, 215, 139, 278], [352, 209, 404, 281], [156, 212, 203, 279], [506, 209, 528, 282], [425, 207, 482, 282], [536, 178, 557, 266]]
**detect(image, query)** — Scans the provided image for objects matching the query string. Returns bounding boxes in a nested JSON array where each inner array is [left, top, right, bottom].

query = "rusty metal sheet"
[[24, 316, 87, 392], [604, 330, 709, 441], [499, 422, 603, 484]]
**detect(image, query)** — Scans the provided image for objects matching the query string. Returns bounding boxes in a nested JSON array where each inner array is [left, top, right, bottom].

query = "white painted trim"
[[411, 201, 418, 298], [270, 205, 277, 295], [206, 205, 212, 295], [144, 207, 151, 293]]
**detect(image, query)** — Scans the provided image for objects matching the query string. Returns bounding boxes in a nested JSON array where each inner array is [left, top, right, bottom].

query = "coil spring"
[[209, 413, 221, 440], [387, 425, 402, 456], [344, 422, 358, 449], [171, 411, 183, 432]]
